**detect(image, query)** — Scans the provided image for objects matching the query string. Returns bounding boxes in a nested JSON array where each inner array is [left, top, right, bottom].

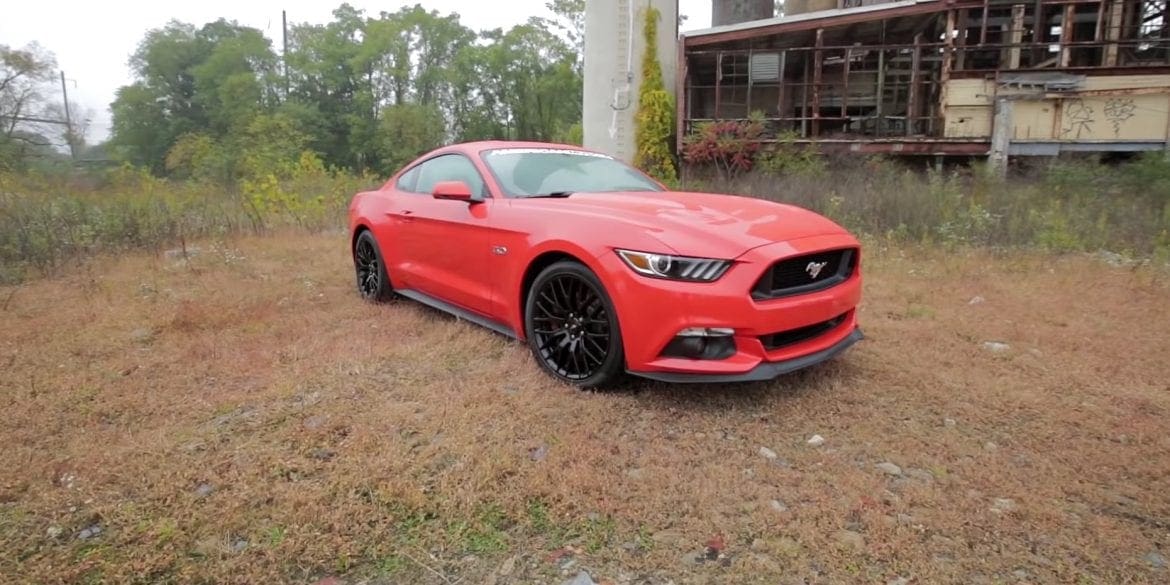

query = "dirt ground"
[[1, 233, 1168, 585]]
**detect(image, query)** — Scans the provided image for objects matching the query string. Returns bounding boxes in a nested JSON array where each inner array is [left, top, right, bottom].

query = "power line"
[[1, 115, 69, 126]]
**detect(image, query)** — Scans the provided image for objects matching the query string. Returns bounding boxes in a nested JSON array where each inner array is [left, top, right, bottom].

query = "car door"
[[396, 153, 498, 316], [372, 164, 425, 289]]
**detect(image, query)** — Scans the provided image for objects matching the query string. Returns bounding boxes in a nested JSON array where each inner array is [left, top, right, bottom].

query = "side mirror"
[[432, 180, 475, 202]]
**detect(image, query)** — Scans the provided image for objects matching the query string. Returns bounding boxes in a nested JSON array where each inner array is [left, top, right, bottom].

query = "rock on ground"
[[990, 498, 1017, 513], [562, 570, 596, 585], [835, 530, 865, 552], [1146, 551, 1167, 569]]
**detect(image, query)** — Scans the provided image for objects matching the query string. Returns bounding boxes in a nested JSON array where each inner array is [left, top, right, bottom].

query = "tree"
[[538, 0, 585, 68], [285, 5, 370, 170], [110, 19, 281, 172], [377, 102, 445, 173], [1, 43, 60, 169], [634, 7, 677, 183], [109, 83, 171, 172], [105, 4, 588, 178]]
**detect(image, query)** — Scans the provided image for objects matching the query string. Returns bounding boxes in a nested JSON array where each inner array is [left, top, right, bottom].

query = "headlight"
[[616, 249, 731, 282]]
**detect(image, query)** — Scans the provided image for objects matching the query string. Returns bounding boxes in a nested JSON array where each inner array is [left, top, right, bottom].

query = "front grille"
[[752, 248, 856, 300], [760, 313, 848, 351]]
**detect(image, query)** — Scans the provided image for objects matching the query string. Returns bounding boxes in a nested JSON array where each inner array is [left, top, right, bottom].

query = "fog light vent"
[[662, 328, 736, 360]]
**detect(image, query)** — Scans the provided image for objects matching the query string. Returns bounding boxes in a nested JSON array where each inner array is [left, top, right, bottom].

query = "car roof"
[[437, 140, 608, 157]]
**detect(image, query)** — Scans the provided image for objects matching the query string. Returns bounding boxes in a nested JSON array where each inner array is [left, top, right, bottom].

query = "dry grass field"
[[1, 233, 1168, 585]]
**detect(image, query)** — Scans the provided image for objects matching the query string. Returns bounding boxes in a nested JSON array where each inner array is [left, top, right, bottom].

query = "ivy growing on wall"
[[634, 6, 678, 185]]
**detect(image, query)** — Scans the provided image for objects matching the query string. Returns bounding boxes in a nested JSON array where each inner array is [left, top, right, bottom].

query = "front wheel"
[[353, 230, 394, 303], [524, 260, 625, 388]]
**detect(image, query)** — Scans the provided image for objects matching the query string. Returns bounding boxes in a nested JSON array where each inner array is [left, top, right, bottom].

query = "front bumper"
[[602, 233, 863, 382], [629, 327, 863, 383]]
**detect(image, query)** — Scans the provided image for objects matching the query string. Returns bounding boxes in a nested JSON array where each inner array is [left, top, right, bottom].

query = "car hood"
[[514, 190, 850, 258]]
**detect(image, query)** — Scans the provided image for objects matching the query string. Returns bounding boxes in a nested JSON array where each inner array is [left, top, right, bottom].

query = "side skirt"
[[395, 289, 518, 339]]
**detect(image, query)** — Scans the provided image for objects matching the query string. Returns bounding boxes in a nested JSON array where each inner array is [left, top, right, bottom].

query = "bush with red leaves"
[[681, 114, 765, 179]]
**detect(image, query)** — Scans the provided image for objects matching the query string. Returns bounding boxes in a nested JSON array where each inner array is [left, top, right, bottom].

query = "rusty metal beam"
[[842, 47, 851, 119], [786, 139, 992, 155], [1104, 0, 1122, 66], [777, 50, 787, 128], [956, 8, 968, 70], [1033, 0, 1045, 64], [908, 33, 922, 136], [1060, 3, 1075, 67], [1038, 86, 1170, 97], [981, 0, 991, 44], [1008, 4, 1025, 69], [876, 48, 886, 136], [715, 51, 723, 118], [813, 28, 824, 137], [683, 0, 1118, 49], [684, 0, 986, 47], [943, 10, 955, 134], [951, 64, 1170, 77], [687, 33, 1170, 55], [801, 52, 809, 136], [1095, 0, 1105, 41]]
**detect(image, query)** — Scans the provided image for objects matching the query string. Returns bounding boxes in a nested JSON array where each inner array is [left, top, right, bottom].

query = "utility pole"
[[60, 71, 76, 160]]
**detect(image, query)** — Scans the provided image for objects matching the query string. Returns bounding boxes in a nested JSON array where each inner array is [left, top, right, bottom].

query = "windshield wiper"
[[526, 191, 574, 198]]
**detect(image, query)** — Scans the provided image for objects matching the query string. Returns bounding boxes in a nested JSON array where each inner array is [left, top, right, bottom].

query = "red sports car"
[[348, 141, 862, 387]]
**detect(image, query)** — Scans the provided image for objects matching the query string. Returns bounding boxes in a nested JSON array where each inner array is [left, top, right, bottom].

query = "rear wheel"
[[524, 261, 625, 388], [353, 230, 394, 303]]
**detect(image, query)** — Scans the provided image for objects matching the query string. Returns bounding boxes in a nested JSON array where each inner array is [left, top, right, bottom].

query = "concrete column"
[[583, 0, 678, 162], [989, 98, 1013, 177]]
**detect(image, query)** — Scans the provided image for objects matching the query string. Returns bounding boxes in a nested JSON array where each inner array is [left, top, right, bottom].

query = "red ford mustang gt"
[[348, 141, 862, 387]]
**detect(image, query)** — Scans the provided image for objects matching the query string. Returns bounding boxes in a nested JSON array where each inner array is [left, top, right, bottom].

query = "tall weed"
[[0, 163, 376, 283]]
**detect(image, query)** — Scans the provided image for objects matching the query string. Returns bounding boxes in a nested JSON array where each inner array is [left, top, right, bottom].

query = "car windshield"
[[481, 148, 664, 197]]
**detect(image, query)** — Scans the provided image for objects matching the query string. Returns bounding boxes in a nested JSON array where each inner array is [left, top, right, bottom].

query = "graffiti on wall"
[[1102, 98, 1137, 136], [1060, 99, 1094, 139]]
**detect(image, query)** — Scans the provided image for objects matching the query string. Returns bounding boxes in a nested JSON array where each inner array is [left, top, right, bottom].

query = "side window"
[[396, 165, 421, 193], [414, 154, 487, 197]]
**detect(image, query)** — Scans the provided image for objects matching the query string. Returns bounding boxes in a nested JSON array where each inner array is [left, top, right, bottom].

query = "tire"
[[353, 230, 394, 303], [524, 260, 625, 388]]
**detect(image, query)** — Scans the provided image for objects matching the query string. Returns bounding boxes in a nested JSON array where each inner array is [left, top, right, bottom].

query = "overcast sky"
[[2, 0, 714, 144]]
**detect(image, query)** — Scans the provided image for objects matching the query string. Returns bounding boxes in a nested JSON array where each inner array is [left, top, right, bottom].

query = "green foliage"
[[108, 3, 585, 176], [377, 103, 446, 174], [757, 131, 826, 178], [0, 163, 374, 283], [633, 7, 677, 184], [164, 133, 227, 183], [556, 122, 584, 146]]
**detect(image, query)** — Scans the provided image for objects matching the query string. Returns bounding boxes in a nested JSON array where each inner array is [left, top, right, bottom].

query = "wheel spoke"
[[579, 340, 604, 366], [584, 335, 608, 358], [535, 299, 561, 321], [568, 340, 585, 378]]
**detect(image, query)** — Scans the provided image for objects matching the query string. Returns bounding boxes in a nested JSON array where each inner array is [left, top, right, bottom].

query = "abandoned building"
[[678, 0, 1170, 165]]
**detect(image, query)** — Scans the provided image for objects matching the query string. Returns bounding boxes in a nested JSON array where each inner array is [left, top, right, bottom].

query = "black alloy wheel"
[[353, 230, 394, 302], [525, 260, 624, 388]]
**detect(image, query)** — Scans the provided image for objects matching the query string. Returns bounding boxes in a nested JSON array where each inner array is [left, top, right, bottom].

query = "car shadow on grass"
[[390, 298, 865, 410]]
